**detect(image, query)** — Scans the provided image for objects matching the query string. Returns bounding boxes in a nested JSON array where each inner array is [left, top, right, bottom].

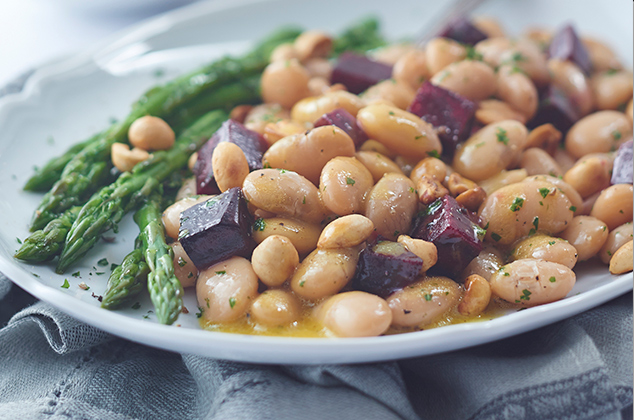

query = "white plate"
[[0, 0, 632, 364]]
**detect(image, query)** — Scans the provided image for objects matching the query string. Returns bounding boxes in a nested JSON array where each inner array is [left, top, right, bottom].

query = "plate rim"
[[0, 0, 632, 364]]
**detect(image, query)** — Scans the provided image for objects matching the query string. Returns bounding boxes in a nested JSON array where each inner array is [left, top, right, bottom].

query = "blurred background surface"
[[0, 0, 198, 85]]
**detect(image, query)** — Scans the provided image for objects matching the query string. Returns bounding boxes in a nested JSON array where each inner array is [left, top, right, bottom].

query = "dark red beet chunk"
[[351, 240, 423, 297], [437, 17, 488, 46], [179, 187, 255, 270], [528, 86, 579, 133], [408, 82, 476, 157], [548, 24, 592, 75], [612, 140, 633, 185], [410, 195, 484, 279], [314, 108, 368, 148], [331, 52, 393, 94], [194, 120, 267, 195]]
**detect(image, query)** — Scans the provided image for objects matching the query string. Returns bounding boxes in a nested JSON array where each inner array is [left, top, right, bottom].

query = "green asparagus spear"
[[55, 110, 227, 273], [135, 191, 183, 325], [23, 134, 101, 192], [332, 17, 386, 56], [101, 247, 149, 310], [14, 207, 81, 262], [28, 28, 301, 231]]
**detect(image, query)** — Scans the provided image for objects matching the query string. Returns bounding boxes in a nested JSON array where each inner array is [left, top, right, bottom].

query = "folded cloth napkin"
[[0, 273, 631, 420]]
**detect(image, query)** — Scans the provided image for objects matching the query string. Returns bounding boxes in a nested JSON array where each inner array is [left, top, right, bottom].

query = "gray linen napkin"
[[1, 72, 632, 420], [0, 274, 632, 420]]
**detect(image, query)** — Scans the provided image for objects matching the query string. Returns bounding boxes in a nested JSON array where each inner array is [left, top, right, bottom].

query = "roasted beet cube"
[[314, 108, 368, 148], [528, 86, 579, 133], [437, 17, 488, 46], [331, 52, 393, 94], [194, 119, 267, 195], [351, 240, 423, 297], [408, 82, 476, 157], [612, 139, 633, 185], [410, 195, 484, 279], [548, 24, 592, 75], [179, 187, 255, 270]]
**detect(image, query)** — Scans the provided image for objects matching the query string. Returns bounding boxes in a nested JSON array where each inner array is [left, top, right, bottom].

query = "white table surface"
[[0, 0, 197, 86]]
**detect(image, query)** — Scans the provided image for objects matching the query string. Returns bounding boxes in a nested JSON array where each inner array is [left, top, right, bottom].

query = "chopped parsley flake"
[[424, 293, 433, 301], [15, 237, 22, 244], [549, 276, 557, 283], [215, 270, 226, 275], [205, 297, 210, 308], [178, 257, 187, 267], [97, 258, 109, 267], [61, 279, 70, 289], [426, 150, 441, 159], [538, 188, 550, 198], [612, 130, 622, 140], [548, 241, 556, 246], [510, 197, 524, 212], [520, 289, 532, 301], [302, 196, 306, 204], [491, 232, 502, 242], [178, 229, 189, 239], [131, 302, 141, 309], [72, 271, 81, 278], [388, 111, 395, 116], [253, 218, 266, 232], [346, 177, 356, 185], [196, 307, 204, 318], [409, 187, 416, 193], [299, 280, 306, 287], [532, 217, 539, 231], [465, 46, 483, 61], [569, 206, 577, 212], [496, 127, 509, 145], [229, 297, 236, 309]]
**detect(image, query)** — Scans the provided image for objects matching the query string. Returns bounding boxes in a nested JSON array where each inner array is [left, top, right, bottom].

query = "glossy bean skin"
[[510, 235, 578, 269], [522, 175, 583, 216], [582, 37, 622, 72], [461, 245, 504, 281], [520, 148, 562, 177], [318, 291, 392, 337], [357, 103, 442, 161], [453, 120, 528, 182], [361, 80, 416, 110], [244, 104, 290, 134], [354, 151, 404, 183], [291, 91, 365, 124], [261, 59, 311, 109], [393, 49, 429, 90], [490, 259, 575, 307], [478, 180, 574, 245], [370, 43, 416, 65], [171, 241, 198, 288], [479, 169, 528, 195], [318, 215, 374, 249], [600, 222, 633, 264], [251, 235, 299, 287], [476, 99, 527, 125], [162, 195, 212, 240], [387, 277, 461, 328], [242, 169, 327, 224], [290, 247, 359, 300], [128, 116, 175, 151], [263, 126, 356, 185], [563, 156, 611, 198], [175, 177, 197, 201], [553, 148, 577, 173], [476, 38, 550, 86], [212, 142, 250, 193], [591, 70, 633, 110], [196, 257, 259, 323], [294, 30, 332, 60], [365, 173, 418, 240], [496, 65, 538, 120], [565, 111, 632, 159], [251, 217, 322, 256], [250, 289, 301, 327], [319, 157, 374, 216], [457, 274, 491, 316], [590, 184, 634, 230], [559, 216, 609, 261], [473, 17, 505, 38], [547, 59, 594, 116], [430, 60, 497, 101], [425, 37, 467, 76]]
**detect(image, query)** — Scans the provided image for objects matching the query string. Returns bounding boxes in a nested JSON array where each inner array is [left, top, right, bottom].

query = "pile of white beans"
[[156, 18, 633, 338]]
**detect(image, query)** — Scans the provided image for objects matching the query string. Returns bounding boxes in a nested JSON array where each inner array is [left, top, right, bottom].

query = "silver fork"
[[416, 0, 489, 46]]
